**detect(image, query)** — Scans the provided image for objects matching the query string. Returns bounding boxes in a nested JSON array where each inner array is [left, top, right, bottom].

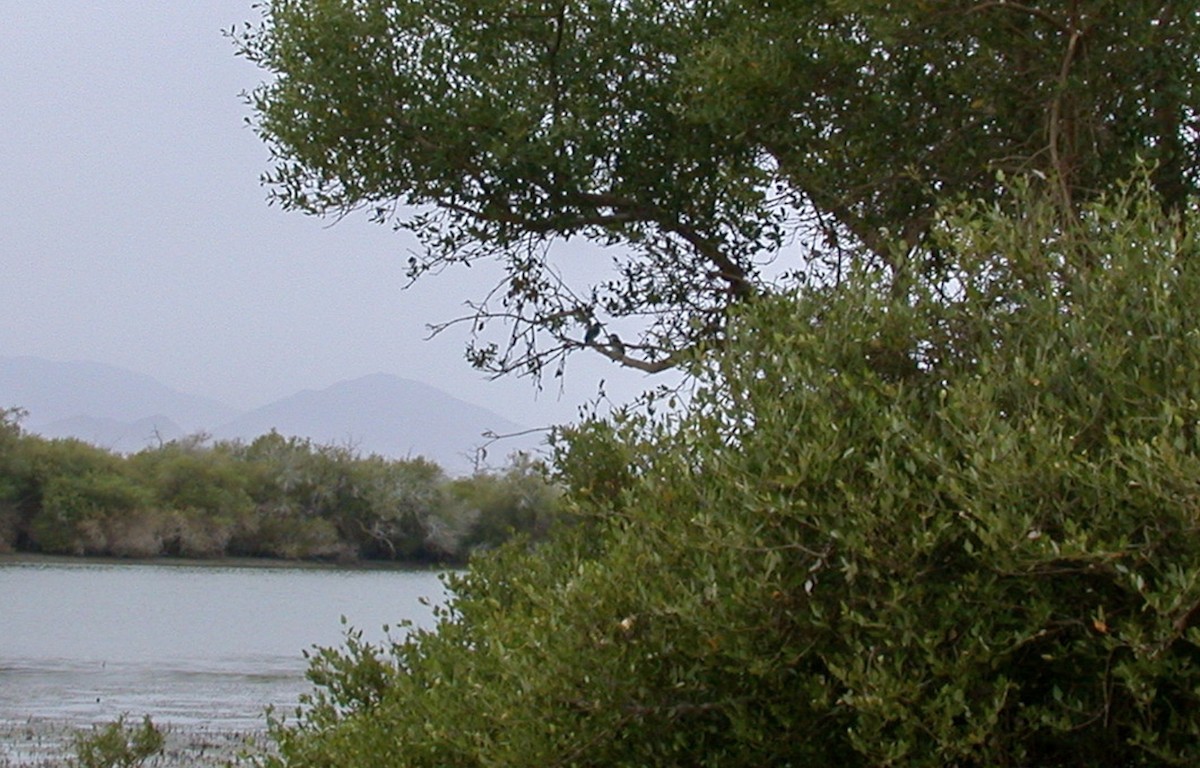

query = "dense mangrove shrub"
[[26, 438, 156, 556], [261, 185, 1200, 767], [445, 454, 563, 552], [0, 408, 27, 552], [0, 422, 561, 562]]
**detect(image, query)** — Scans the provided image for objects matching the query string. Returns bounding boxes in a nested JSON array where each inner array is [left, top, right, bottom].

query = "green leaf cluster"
[[70, 715, 165, 768], [0, 426, 561, 564], [261, 184, 1200, 766], [235, 1, 1198, 375]]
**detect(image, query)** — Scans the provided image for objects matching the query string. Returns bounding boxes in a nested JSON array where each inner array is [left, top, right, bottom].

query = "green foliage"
[[259, 184, 1200, 766], [0, 423, 560, 563], [132, 437, 254, 516], [235, 1, 1198, 377], [27, 440, 155, 556], [0, 407, 23, 453], [326, 453, 448, 561], [548, 418, 646, 514], [446, 454, 562, 551], [0, 408, 28, 552], [70, 715, 165, 768], [684, 1, 1198, 248]]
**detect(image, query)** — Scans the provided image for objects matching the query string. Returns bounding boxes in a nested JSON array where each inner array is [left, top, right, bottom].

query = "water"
[[0, 558, 448, 764]]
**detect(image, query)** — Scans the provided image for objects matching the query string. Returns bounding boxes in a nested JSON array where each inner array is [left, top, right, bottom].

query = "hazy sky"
[[0, 2, 668, 428]]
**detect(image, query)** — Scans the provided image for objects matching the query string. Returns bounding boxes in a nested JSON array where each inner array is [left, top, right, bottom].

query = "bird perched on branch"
[[584, 321, 603, 346]]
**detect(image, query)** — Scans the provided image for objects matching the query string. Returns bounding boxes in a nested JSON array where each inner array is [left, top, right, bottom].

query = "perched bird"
[[584, 321, 603, 345], [607, 333, 625, 358]]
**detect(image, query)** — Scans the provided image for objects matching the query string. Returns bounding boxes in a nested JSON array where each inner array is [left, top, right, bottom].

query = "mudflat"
[[0, 718, 268, 768]]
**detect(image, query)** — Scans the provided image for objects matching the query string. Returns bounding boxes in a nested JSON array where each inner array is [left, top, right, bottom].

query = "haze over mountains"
[[0, 356, 541, 475]]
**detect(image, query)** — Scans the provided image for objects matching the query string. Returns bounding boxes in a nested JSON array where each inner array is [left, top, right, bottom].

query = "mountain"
[[210, 373, 539, 475], [0, 357, 539, 475], [33, 414, 186, 454], [0, 356, 239, 432]]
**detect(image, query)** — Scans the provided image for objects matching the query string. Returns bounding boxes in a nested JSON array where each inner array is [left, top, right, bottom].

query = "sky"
[[0, 2, 669, 429]]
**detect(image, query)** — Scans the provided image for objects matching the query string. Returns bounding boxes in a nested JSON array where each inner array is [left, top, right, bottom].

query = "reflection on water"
[[0, 558, 448, 761]]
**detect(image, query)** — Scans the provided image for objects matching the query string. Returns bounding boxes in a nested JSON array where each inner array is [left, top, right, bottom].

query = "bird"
[[607, 333, 625, 358], [584, 321, 603, 345]]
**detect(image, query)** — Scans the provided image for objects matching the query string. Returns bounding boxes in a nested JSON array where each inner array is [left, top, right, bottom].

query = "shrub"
[[259, 515, 348, 561], [0, 507, 17, 554], [260, 182, 1200, 767], [29, 449, 154, 556], [446, 454, 562, 554], [103, 508, 168, 559], [70, 715, 164, 768], [329, 455, 447, 561], [166, 507, 237, 558], [132, 438, 255, 521], [0, 408, 27, 551]]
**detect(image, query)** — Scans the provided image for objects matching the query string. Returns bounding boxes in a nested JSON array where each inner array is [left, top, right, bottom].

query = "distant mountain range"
[[0, 356, 541, 475]]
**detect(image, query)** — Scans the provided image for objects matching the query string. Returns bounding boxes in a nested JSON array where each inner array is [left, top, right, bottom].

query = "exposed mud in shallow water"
[[0, 657, 305, 726], [0, 652, 309, 766], [0, 559, 449, 767], [0, 662, 291, 767], [0, 718, 268, 767]]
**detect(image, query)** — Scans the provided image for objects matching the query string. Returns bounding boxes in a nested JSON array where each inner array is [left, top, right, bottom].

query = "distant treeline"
[[0, 408, 560, 564]]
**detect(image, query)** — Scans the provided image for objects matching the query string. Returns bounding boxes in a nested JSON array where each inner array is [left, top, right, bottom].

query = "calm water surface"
[[0, 558, 448, 755]]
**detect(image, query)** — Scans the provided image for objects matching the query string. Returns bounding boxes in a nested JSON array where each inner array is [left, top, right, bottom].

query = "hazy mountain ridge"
[[0, 356, 239, 430], [35, 414, 186, 453], [0, 357, 540, 475], [209, 373, 537, 473]]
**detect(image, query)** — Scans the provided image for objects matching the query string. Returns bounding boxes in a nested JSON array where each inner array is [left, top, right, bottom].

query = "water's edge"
[[1, 717, 266, 768], [1, 560, 448, 767], [0, 552, 444, 572]]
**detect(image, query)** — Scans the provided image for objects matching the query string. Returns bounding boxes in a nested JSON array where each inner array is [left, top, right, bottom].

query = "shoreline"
[[1, 556, 449, 766], [0, 552, 446, 573], [0, 718, 269, 768]]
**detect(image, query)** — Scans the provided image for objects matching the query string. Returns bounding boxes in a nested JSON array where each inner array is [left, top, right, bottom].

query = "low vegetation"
[[0, 416, 560, 564], [70, 716, 164, 768]]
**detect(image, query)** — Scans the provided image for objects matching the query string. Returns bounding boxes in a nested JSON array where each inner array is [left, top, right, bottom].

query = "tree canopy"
[[234, 6, 1200, 762], [237, 0, 1198, 377], [0, 419, 561, 563]]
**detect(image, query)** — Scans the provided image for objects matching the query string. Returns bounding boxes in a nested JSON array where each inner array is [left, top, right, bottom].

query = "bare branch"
[[591, 343, 681, 374], [1048, 25, 1084, 214]]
